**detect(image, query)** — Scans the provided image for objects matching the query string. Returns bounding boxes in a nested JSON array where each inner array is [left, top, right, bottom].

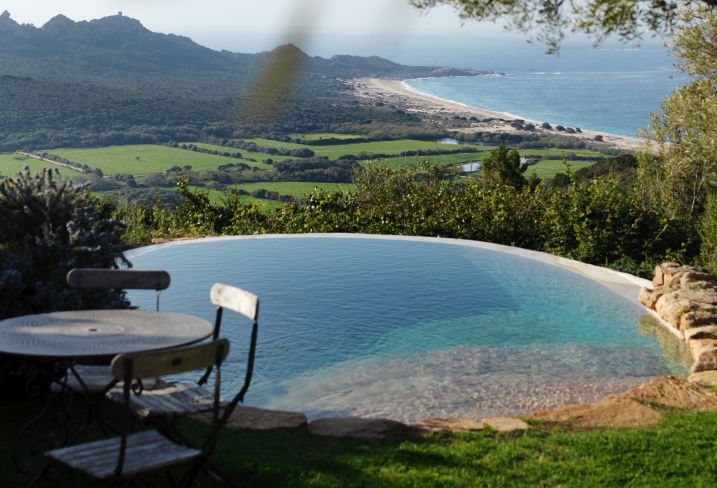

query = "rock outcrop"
[[307, 418, 409, 440], [640, 262, 717, 375]]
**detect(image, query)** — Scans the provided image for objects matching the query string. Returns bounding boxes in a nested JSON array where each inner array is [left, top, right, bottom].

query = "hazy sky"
[[2, 0, 663, 66], [1, 0, 520, 54]]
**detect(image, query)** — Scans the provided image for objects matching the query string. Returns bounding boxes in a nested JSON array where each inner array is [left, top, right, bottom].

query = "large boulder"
[[691, 346, 717, 373], [195, 406, 308, 430], [654, 292, 693, 326], [414, 418, 487, 433], [680, 311, 717, 330], [307, 418, 409, 440], [482, 417, 529, 432]]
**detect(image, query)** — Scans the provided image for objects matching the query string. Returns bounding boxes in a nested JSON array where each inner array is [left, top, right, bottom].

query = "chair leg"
[[202, 458, 239, 488], [179, 462, 204, 488]]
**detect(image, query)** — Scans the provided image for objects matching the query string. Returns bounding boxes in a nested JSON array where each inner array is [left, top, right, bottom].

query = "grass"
[[369, 152, 599, 178], [231, 181, 354, 196], [243, 138, 477, 160], [186, 142, 293, 164], [3, 397, 717, 487], [290, 133, 367, 141], [44, 145, 273, 177], [0, 153, 81, 178], [526, 160, 596, 178], [189, 182, 354, 209], [376, 152, 485, 169]]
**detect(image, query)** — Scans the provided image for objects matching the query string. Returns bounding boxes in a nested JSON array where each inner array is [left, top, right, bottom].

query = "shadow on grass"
[[5, 398, 717, 487]]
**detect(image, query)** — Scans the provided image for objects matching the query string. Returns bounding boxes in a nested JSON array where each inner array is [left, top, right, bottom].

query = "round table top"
[[0, 310, 214, 358]]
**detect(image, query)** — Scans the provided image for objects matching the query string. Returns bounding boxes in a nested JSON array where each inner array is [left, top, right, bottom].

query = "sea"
[[398, 41, 686, 137]]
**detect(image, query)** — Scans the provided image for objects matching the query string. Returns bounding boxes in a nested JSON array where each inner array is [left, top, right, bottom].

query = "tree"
[[411, 0, 717, 53], [482, 144, 528, 188], [638, 7, 717, 220]]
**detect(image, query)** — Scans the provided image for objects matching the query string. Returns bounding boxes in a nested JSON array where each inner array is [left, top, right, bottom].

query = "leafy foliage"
[[115, 163, 690, 276], [411, 0, 714, 53], [482, 144, 528, 188], [0, 168, 129, 319]]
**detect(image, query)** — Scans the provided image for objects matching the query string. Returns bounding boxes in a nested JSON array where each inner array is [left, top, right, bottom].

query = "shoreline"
[[352, 77, 648, 153]]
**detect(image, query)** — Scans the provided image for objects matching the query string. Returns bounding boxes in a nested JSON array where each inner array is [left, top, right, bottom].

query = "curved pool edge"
[[127, 232, 651, 294], [127, 234, 677, 335]]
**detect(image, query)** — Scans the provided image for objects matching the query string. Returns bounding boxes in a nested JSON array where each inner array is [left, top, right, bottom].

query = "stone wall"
[[640, 262, 717, 374]]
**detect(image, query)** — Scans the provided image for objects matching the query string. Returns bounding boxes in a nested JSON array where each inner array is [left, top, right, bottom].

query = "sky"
[[1, 0, 556, 56], [1, 0, 664, 65]]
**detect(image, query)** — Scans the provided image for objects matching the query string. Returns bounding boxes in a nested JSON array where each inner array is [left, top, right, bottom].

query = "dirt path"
[[16, 151, 83, 173]]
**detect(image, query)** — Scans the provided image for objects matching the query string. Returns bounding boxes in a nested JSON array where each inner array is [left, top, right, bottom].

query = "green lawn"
[[4, 398, 717, 487], [0, 153, 81, 179], [44, 145, 273, 176]]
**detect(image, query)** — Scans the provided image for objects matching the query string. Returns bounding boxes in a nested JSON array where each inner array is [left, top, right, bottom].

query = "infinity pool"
[[127, 235, 688, 422]]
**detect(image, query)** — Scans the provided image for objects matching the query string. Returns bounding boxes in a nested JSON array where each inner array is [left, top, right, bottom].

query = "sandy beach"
[[352, 78, 648, 153]]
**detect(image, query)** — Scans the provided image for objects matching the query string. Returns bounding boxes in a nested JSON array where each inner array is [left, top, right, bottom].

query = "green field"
[[526, 159, 596, 178], [378, 152, 485, 169], [231, 181, 353, 196], [289, 132, 366, 141], [0, 153, 81, 179], [186, 142, 293, 164], [244, 138, 477, 160], [196, 187, 283, 210], [45, 145, 273, 176]]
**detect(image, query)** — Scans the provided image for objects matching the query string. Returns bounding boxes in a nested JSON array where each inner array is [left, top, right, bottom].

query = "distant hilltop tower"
[[118, 11, 122, 16]]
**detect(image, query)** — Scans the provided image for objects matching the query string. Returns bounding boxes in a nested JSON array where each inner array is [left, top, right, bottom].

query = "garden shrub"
[[700, 192, 717, 274], [0, 168, 130, 320]]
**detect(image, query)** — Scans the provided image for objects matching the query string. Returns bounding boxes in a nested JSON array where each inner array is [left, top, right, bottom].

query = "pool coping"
[[127, 233, 679, 340]]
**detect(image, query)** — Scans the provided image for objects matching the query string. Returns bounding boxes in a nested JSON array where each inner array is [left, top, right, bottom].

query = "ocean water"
[[401, 43, 686, 137], [126, 236, 688, 421]]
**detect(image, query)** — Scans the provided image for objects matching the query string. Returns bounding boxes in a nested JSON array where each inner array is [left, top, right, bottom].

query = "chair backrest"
[[67, 268, 170, 311], [201, 283, 259, 408], [67, 268, 171, 291], [110, 339, 230, 380], [110, 339, 230, 478], [210, 283, 259, 320]]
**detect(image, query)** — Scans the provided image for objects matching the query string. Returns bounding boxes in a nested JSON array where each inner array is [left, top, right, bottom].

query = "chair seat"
[[46, 430, 200, 479], [52, 365, 165, 394], [107, 383, 226, 417]]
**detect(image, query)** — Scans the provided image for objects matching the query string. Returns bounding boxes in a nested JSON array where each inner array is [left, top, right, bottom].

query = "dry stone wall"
[[640, 262, 717, 374]]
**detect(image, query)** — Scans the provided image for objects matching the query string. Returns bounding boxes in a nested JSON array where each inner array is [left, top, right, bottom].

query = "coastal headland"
[[352, 77, 647, 153]]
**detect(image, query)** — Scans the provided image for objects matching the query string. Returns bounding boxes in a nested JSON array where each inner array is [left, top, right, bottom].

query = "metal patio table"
[[0, 309, 214, 475]]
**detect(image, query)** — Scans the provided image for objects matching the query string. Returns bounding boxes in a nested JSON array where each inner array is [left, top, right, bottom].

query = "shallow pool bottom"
[[127, 234, 689, 422]]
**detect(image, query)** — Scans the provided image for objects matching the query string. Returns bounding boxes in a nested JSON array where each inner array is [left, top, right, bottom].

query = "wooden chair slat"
[[110, 339, 230, 379], [210, 283, 259, 320], [67, 268, 170, 290], [46, 431, 200, 479], [107, 384, 225, 417]]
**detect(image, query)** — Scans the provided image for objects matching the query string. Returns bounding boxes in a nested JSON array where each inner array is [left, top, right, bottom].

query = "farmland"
[[46, 144, 273, 176], [2, 135, 614, 208], [0, 153, 80, 178], [242, 138, 479, 160]]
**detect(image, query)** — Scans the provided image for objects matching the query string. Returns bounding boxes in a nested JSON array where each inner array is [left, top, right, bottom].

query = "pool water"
[[127, 236, 688, 422]]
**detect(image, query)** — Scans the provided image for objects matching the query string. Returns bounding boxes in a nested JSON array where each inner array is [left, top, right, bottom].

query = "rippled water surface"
[[127, 236, 687, 421]]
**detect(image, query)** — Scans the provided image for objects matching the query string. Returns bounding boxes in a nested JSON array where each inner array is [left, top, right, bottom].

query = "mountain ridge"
[[0, 11, 487, 80], [0, 11, 489, 150]]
